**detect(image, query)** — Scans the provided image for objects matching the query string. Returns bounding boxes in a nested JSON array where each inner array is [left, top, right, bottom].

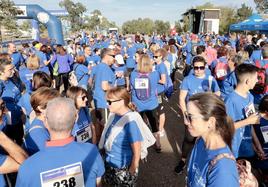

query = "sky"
[[13, 0, 256, 26]]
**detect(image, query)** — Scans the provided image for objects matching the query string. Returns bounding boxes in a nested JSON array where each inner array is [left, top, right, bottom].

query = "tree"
[[19, 20, 31, 32], [0, 0, 23, 42], [254, 0, 268, 14], [122, 18, 156, 34], [59, 0, 87, 32], [174, 21, 183, 33], [236, 3, 253, 21], [154, 20, 170, 35]]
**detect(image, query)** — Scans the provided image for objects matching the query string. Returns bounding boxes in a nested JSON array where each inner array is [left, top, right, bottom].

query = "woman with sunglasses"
[[66, 86, 96, 144], [100, 87, 153, 186], [186, 93, 239, 186], [175, 56, 220, 174]]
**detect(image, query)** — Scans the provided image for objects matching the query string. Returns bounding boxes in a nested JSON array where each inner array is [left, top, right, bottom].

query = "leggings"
[[55, 72, 69, 92], [139, 109, 158, 133]]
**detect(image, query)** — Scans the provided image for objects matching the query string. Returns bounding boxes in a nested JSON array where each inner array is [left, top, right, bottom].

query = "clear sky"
[[13, 0, 256, 26]]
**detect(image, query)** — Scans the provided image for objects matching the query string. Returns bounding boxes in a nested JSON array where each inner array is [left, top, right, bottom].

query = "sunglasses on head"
[[193, 66, 205, 70], [107, 99, 122, 105]]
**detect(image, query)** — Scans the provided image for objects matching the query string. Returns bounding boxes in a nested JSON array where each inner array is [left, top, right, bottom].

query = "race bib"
[[244, 103, 255, 118], [261, 126, 268, 143], [135, 78, 149, 89], [76, 126, 92, 143], [40, 162, 84, 187], [216, 69, 227, 78]]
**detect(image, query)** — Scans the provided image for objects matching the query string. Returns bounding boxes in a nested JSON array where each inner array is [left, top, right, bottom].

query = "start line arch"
[[15, 4, 64, 45]]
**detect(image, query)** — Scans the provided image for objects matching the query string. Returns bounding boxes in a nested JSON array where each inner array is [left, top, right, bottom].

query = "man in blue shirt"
[[92, 48, 116, 142], [225, 63, 260, 158], [16, 97, 105, 187], [7, 43, 24, 70]]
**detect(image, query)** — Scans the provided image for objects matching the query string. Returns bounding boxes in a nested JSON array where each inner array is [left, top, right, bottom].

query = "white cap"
[[115, 54, 125, 65]]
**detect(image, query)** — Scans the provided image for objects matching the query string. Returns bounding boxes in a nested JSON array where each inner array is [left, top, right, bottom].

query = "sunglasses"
[[193, 66, 205, 70], [153, 56, 160, 59], [78, 96, 87, 101], [108, 54, 116, 58], [184, 112, 204, 123], [107, 99, 122, 105]]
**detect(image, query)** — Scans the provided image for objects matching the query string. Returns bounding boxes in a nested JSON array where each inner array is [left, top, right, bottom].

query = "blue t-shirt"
[[187, 138, 239, 187], [17, 92, 32, 132], [112, 64, 127, 87], [24, 118, 50, 155], [225, 91, 255, 158], [19, 67, 39, 93], [130, 70, 159, 112], [220, 71, 237, 100], [93, 62, 116, 109], [72, 108, 92, 143], [73, 63, 89, 90], [104, 114, 143, 168], [155, 62, 168, 94], [180, 74, 220, 102], [250, 49, 262, 63], [126, 57, 136, 69], [11, 52, 24, 70], [16, 140, 105, 187]]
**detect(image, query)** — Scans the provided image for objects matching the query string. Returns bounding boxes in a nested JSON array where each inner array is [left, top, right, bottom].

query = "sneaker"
[[174, 160, 186, 174]]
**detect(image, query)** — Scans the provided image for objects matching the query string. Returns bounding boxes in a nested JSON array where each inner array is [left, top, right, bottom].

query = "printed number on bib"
[[76, 126, 92, 143], [40, 162, 84, 187], [135, 78, 149, 89], [261, 126, 268, 143]]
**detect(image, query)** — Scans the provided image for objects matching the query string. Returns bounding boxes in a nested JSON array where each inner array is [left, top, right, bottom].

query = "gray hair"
[[46, 97, 77, 133], [100, 48, 113, 60]]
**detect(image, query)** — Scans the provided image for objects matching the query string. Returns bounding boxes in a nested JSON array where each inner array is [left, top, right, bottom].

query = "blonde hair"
[[137, 54, 153, 73]]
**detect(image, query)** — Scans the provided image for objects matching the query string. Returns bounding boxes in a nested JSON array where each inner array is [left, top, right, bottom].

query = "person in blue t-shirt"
[[101, 87, 143, 186], [112, 54, 128, 88], [72, 55, 90, 90], [186, 93, 239, 187], [7, 43, 24, 70], [92, 48, 116, 143], [16, 97, 105, 187], [24, 87, 60, 155], [175, 56, 220, 174], [66, 86, 96, 144], [220, 54, 242, 99], [225, 63, 260, 158], [130, 54, 161, 152]]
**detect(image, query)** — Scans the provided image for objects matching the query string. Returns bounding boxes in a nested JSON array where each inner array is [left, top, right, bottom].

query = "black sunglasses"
[[153, 56, 160, 59], [107, 99, 122, 105], [184, 112, 204, 123], [108, 54, 116, 58], [193, 66, 205, 70], [78, 96, 87, 101]]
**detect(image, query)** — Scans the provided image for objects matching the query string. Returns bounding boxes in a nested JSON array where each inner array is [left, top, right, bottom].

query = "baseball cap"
[[115, 54, 124, 65]]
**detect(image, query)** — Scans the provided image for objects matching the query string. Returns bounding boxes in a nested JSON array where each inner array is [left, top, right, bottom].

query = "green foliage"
[[254, 0, 268, 14], [83, 9, 117, 31], [174, 21, 183, 33], [19, 20, 31, 32], [59, 0, 87, 32], [122, 18, 170, 35], [236, 3, 253, 22]]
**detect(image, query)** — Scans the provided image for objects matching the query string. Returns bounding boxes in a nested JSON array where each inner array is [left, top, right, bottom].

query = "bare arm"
[[129, 141, 141, 175], [0, 131, 28, 164], [0, 156, 20, 174], [234, 113, 260, 129], [96, 177, 102, 187], [158, 74, 166, 85], [179, 90, 188, 122], [101, 81, 111, 91]]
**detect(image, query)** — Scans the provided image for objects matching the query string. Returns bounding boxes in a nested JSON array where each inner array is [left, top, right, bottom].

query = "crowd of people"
[[0, 30, 267, 186]]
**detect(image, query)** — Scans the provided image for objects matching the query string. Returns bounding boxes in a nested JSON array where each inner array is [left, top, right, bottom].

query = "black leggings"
[[139, 109, 158, 133], [55, 72, 69, 92]]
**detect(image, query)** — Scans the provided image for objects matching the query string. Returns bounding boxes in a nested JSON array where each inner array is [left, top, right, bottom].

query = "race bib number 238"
[[40, 162, 84, 187]]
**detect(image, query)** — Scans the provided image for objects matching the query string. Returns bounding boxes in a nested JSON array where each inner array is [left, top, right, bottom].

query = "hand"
[[247, 113, 260, 125], [256, 149, 267, 160], [128, 166, 137, 176]]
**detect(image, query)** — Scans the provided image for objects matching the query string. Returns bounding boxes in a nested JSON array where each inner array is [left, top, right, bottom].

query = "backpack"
[[208, 153, 258, 187], [252, 60, 268, 94], [213, 59, 228, 80], [134, 73, 151, 101]]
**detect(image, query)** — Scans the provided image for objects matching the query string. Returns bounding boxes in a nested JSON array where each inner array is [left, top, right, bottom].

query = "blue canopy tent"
[[229, 14, 264, 31]]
